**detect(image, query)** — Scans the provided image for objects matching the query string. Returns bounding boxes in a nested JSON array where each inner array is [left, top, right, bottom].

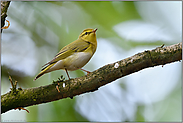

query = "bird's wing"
[[42, 39, 91, 68]]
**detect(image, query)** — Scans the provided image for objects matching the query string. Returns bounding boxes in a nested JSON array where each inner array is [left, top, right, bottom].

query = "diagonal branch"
[[1, 43, 182, 114]]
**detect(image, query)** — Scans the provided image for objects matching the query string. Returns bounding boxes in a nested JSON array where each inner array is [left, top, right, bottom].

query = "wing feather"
[[42, 39, 91, 67]]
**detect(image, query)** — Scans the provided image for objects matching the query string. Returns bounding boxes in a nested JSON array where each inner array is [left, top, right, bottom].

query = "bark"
[[1, 42, 182, 114]]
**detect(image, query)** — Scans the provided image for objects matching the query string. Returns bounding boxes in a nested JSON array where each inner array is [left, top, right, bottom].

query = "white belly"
[[47, 52, 92, 72]]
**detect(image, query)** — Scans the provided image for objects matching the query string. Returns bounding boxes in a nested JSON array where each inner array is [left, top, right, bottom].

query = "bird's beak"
[[93, 28, 98, 33]]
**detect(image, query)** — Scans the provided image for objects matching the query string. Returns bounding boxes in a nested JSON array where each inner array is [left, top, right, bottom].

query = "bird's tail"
[[34, 63, 55, 81], [34, 71, 45, 81]]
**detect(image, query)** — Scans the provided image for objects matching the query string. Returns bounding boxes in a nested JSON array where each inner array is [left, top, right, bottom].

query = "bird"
[[34, 28, 98, 81]]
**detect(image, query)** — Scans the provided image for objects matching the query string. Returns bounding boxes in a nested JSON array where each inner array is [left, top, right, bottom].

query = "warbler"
[[34, 28, 98, 80]]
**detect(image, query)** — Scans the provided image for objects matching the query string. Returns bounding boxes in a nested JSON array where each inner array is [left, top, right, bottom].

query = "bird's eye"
[[85, 32, 88, 35]]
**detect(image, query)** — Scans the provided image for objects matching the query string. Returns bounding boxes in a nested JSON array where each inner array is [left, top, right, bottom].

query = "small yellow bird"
[[34, 28, 98, 81]]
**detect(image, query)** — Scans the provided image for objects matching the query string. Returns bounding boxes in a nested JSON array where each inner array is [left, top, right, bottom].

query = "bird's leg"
[[80, 68, 91, 75], [65, 69, 73, 99], [65, 68, 70, 80]]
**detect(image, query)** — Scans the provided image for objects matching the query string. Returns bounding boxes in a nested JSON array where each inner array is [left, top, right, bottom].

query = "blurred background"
[[1, 1, 182, 122]]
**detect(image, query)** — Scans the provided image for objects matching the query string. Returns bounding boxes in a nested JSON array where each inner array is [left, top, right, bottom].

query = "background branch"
[[1, 1, 11, 32], [1, 42, 182, 114]]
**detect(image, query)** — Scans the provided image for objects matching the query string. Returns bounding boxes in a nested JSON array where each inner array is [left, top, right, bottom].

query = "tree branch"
[[1, 1, 11, 32], [1, 43, 182, 114]]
